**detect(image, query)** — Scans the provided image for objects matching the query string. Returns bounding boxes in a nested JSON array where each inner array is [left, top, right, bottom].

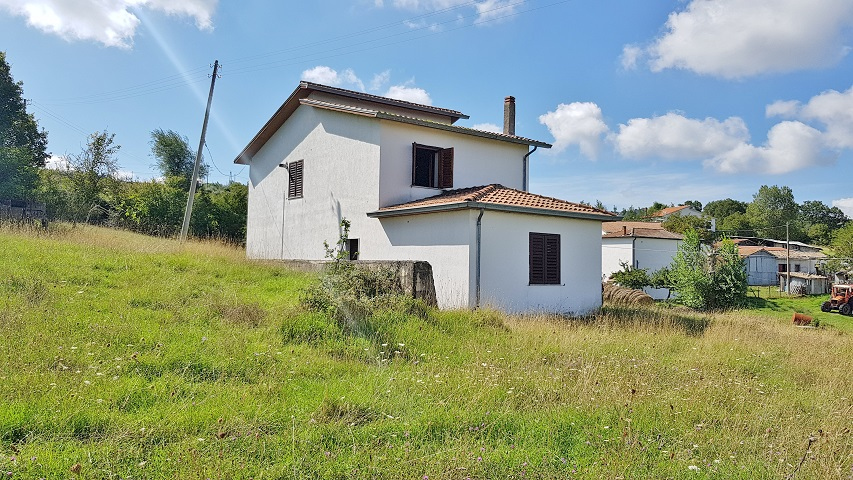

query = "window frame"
[[411, 143, 453, 189], [287, 159, 304, 199], [346, 238, 359, 261], [529, 232, 561, 285]]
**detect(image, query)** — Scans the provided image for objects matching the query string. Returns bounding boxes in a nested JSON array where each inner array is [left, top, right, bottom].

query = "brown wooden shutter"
[[545, 233, 561, 284], [529, 233, 545, 284], [529, 232, 560, 285], [411, 143, 418, 185], [438, 147, 454, 189], [288, 160, 303, 198]]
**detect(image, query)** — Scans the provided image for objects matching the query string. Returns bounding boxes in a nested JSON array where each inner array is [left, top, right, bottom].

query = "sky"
[[1, 0, 853, 216]]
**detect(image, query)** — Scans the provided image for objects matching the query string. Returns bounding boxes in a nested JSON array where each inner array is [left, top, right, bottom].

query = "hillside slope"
[[1, 225, 851, 478]]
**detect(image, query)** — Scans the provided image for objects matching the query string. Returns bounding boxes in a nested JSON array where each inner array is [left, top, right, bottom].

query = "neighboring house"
[[730, 236, 824, 254], [647, 205, 702, 222], [234, 81, 616, 313], [601, 221, 682, 300], [737, 246, 827, 286]]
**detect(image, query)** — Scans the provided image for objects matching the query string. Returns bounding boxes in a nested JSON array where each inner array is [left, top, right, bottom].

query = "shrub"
[[609, 261, 650, 290]]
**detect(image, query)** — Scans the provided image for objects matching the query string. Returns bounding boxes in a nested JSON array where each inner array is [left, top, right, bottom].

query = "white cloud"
[[706, 121, 833, 174], [538, 102, 609, 158], [766, 100, 801, 118], [384, 85, 432, 105], [301, 66, 365, 91], [798, 85, 853, 149], [613, 113, 749, 160], [832, 198, 853, 218], [620, 45, 642, 70], [474, 0, 522, 24], [640, 0, 853, 78], [370, 70, 391, 91], [0, 0, 217, 48], [383, 0, 522, 24], [472, 123, 502, 133]]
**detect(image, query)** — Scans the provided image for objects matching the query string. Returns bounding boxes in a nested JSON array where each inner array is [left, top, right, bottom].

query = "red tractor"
[[821, 284, 853, 316]]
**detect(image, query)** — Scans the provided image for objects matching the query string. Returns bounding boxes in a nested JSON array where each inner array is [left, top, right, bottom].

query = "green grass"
[[745, 286, 853, 332], [1, 224, 851, 478]]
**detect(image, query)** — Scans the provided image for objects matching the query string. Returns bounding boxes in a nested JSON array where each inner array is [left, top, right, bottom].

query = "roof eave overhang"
[[234, 83, 311, 165], [367, 201, 616, 221], [375, 112, 552, 148], [305, 82, 470, 121]]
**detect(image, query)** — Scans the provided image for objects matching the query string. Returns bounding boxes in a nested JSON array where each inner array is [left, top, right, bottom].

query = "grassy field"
[[1, 224, 851, 479]]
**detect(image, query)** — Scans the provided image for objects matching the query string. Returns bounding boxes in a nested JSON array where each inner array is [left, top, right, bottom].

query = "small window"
[[529, 232, 561, 285], [346, 238, 359, 261], [287, 160, 303, 199], [778, 264, 787, 273], [794, 264, 801, 272], [412, 143, 453, 189]]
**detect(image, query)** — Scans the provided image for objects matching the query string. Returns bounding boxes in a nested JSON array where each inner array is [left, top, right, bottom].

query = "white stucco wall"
[[245, 106, 382, 260], [479, 211, 603, 315], [370, 211, 474, 309], [602, 236, 679, 300], [378, 121, 529, 208], [602, 237, 634, 280]]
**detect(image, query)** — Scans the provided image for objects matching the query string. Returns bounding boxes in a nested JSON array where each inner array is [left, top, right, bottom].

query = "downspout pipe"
[[522, 146, 537, 192], [475, 208, 485, 309]]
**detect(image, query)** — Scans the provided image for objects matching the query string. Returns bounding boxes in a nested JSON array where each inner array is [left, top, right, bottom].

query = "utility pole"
[[180, 60, 220, 242], [786, 222, 790, 294]]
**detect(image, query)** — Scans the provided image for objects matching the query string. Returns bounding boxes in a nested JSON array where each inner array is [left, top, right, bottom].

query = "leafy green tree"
[[669, 230, 748, 310], [150, 129, 205, 189], [799, 200, 848, 245], [704, 198, 748, 222], [670, 229, 713, 309], [662, 214, 712, 242], [832, 222, 853, 261], [69, 131, 121, 222], [718, 211, 752, 236], [683, 200, 702, 212], [746, 185, 801, 240], [711, 239, 748, 309], [0, 51, 48, 199]]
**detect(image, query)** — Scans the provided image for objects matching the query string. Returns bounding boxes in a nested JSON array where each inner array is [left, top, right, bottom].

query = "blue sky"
[[2, 0, 852, 215]]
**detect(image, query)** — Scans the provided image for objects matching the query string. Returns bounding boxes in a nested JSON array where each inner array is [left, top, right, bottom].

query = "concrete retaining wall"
[[272, 259, 438, 307]]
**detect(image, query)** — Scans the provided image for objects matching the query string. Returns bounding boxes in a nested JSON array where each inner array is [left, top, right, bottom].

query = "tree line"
[[0, 52, 246, 244], [617, 186, 852, 260]]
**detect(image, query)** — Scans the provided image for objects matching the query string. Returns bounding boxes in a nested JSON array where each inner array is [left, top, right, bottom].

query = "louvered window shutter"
[[545, 233, 561, 284], [529, 232, 560, 285], [288, 160, 303, 198], [529, 233, 545, 284], [438, 147, 454, 189], [411, 143, 418, 185]]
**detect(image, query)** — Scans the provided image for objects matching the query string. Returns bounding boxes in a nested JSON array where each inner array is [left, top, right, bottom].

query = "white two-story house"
[[235, 81, 615, 313]]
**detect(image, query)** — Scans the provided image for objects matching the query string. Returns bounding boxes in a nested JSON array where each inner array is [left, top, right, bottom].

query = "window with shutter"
[[287, 160, 303, 199], [412, 143, 453, 188], [529, 232, 561, 285]]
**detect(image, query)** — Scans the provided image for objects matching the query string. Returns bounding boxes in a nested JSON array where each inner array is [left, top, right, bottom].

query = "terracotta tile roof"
[[301, 81, 468, 120], [602, 221, 665, 234], [373, 184, 616, 219], [297, 98, 552, 148], [650, 205, 690, 217], [602, 227, 683, 240]]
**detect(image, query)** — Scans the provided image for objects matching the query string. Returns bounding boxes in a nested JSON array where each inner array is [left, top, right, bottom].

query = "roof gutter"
[[475, 208, 485, 309], [367, 201, 617, 222], [522, 145, 537, 192]]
